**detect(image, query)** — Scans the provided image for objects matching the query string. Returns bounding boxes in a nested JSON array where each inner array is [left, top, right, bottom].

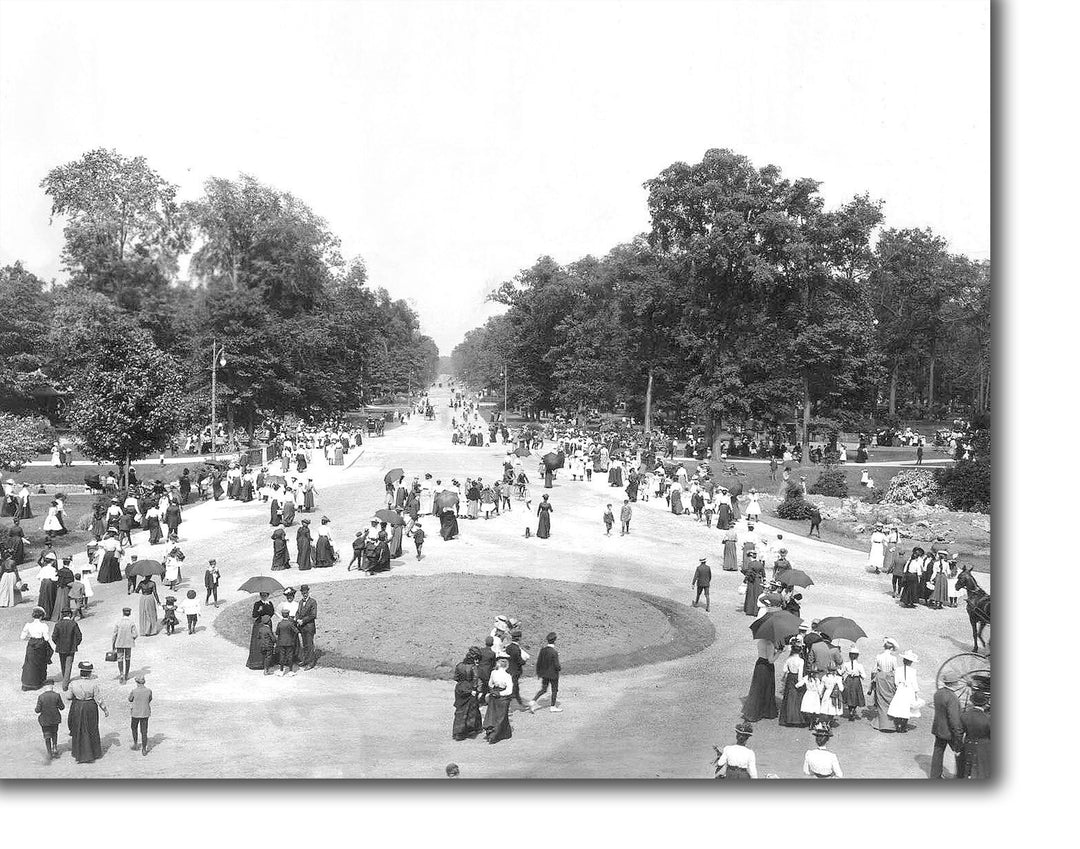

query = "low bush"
[[935, 459, 990, 513], [808, 467, 848, 498], [775, 488, 817, 521]]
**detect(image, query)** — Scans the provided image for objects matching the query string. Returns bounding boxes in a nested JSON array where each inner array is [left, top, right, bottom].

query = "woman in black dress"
[[536, 494, 553, 539], [269, 489, 282, 526], [295, 520, 313, 570], [743, 639, 781, 722], [21, 607, 53, 690], [246, 593, 275, 668], [452, 647, 483, 740], [270, 528, 291, 571], [899, 548, 924, 608], [439, 507, 459, 541]]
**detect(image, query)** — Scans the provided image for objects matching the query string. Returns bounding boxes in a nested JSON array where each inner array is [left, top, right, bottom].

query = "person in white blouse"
[[714, 722, 758, 779], [804, 724, 844, 778], [887, 650, 921, 732]]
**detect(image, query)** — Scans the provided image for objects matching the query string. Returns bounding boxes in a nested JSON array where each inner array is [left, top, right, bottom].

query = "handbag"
[[105, 650, 118, 662]]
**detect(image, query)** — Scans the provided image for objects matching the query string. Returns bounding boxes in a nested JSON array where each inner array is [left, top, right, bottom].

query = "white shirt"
[[21, 620, 50, 640], [180, 598, 201, 616], [280, 599, 299, 617], [716, 744, 758, 778], [488, 667, 513, 695], [804, 748, 843, 778]]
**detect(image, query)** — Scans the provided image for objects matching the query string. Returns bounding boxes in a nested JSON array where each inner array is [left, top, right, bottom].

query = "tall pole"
[[211, 339, 218, 462]]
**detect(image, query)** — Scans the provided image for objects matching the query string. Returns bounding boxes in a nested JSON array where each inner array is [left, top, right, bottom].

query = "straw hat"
[[901, 650, 918, 663]]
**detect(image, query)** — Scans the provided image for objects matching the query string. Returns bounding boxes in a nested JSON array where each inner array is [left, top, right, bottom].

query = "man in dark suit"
[[295, 584, 318, 669], [52, 608, 83, 691], [504, 630, 527, 709], [530, 632, 562, 713], [477, 637, 496, 705], [275, 611, 300, 676], [691, 557, 712, 611], [930, 671, 965, 778]]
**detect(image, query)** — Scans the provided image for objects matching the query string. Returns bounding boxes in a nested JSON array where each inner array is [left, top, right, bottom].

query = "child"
[[819, 666, 844, 727], [947, 561, 960, 608], [603, 504, 614, 536], [704, 500, 715, 529], [413, 522, 425, 561], [68, 575, 87, 619], [500, 482, 512, 513], [34, 679, 64, 762], [840, 649, 867, 721], [181, 589, 200, 634], [492, 481, 502, 516], [162, 596, 179, 636]]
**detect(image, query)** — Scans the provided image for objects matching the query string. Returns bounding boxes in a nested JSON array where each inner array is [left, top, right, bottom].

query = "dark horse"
[[955, 567, 990, 652]]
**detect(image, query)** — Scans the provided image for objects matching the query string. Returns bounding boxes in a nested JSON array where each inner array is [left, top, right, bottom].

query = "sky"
[[0, 0, 989, 354]]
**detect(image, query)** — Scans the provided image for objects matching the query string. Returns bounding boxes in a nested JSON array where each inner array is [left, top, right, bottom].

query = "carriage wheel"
[[936, 652, 991, 711]]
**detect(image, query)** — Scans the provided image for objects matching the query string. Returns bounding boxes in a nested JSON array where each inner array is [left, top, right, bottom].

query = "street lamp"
[[211, 339, 227, 461]]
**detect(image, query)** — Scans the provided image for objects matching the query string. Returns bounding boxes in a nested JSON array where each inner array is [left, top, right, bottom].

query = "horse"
[[955, 566, 990, 652]]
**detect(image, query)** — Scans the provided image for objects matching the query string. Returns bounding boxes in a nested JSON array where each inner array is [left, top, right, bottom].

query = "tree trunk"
[[927, 354, 936, 414], [643, 366, 654, 433], [888, 363, 898, 416], [802, 372, 812, 447]]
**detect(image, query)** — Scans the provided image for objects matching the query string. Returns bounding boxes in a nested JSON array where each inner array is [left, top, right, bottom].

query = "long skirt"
[[37, 581, 57, 619], [722, 765, 752, 780], [296, 539, 312, 571], [544, 470, 553, 489], [453, 691, 483, 740], [670, 491, 683, 514], [842, 676, 866, 709], [930, 576, 949, 606], [608, 467, 623, 487], [22, 637, 53, 690], [271, 543, 291, 571], [871, 672, 898, 731], [97, 552, 122, 584], [899, 573, 919, 607], [440, 512, 459, 541], [247, 625, 267, 669], [148, 519, 163, 545], [537, 511, 551, 539], [304, 490, 315, 512], [68, 699, 103, 763], [138, 593, 161, 636], [240, 482, 253, 502], [625, 480, 639, 502], [779, 671, 805, 726], [743, 657, 778, 722], [743, 578, 762, 615], [484, 695, 513, 743], [0, 571, 22, 607], [389, 527, 403, 558], [723, 540, 738, 571], [314, 536, 334, 567], [52, 586, 71, 621]]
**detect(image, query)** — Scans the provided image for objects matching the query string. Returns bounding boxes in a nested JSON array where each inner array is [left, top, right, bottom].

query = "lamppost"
[[211, 339, 227, 461]]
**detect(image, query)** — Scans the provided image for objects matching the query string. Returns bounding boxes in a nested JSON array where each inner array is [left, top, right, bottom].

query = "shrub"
[[880, 469, 940, 505], [775, 488, 817, 520], [809, 467, 848, 498], [935, 459, 990, 513]]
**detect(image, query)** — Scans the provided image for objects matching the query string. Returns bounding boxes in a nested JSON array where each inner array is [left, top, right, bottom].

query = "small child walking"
[[704, 501, 715, 528], [34, 679, 64, 762], [162, 596, 179, 636], [603, 504, 614, 536], [413, 523, 426, 560], [181, 589, 200, 634]]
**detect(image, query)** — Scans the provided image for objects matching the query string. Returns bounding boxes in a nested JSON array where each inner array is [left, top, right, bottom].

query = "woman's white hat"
[[901, 650, 918, 663]]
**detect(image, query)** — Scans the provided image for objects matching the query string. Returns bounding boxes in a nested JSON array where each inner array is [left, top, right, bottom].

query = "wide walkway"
[[0, 381, 982, 778]]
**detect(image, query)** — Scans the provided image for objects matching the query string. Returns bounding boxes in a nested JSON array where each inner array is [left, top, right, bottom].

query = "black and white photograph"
[[0, 0, 995, 784]]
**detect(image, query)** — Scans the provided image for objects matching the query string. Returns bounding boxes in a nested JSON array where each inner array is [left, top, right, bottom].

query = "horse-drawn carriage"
[[936, 566, 991, 710]]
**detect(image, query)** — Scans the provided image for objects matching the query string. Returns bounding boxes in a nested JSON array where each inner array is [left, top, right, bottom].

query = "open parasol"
[[542, 451, 565, 471], [513, 446, 531, 458], [749, 610, 803, 644], [384, 468, 404, 486], [374, 508, 405, 526], [816, 616, 867, 643], [264, 474, 286, 487], [434, 490, 460, 512], [126, 559, 164, 578], [778, 569, 815, 588], [237, 576, 286, 595]]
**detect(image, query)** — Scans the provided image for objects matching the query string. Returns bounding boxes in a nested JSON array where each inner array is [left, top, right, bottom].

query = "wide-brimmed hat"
[[495, 652, 510, 660], [78, 661, 94, 672], [283, 587, 296, 596], [901, 650, 918, 663], [811, 722, 833, 738], [735, 721, 754, 736], [942, 670, 962, 685], [883, 637, 898, 649]]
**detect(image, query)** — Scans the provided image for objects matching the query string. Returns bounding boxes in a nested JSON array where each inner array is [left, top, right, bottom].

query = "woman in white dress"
[[745, 489, 762, 523], [886, 650, 921, 732], [42, 501, 64, 539], [799, 669, 825, 726], [818, 667, 844, 724], [419, 477, 435, 517], [163, 546, 184, 590], [867, 524, 885, 573]]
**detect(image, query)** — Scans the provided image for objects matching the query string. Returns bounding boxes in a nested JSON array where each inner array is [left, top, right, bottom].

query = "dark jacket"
[[477, 647, 496, 681], [51, 618, 82, 654], [275, 618, 300, 647], [296, 597, 317, 629], [931, 687, 964, 741], [535, 645, 561, 679], [693, 562, 712, 587], [505, 641, 525, 676], [35, 690, 65, 727]]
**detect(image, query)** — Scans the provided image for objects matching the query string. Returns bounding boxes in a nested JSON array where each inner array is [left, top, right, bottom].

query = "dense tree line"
[[452, 148, 990, 444], [1, 149, 438, 466]]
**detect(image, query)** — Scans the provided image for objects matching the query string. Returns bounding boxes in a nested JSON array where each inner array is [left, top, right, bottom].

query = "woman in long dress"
[[483, 655, 514, 744], [269, 490, 282, 526], [163, 547, 184, 590], [779, 645, 806, 726], [899, 548, 924, 608], [745, 490, 762, 524], [42, 500, 64, 539], [0, 554, 23, 607], [21, 607, 53, 690], [296, 520, 313, 570], [270, 528, 291, 571], [867, 524, 886, 572], [840, 649, 867, 720], [314, 518, 336, 567], [439, 507, 460, 541], [389, 517, 404, 558], [961, 692, 991, 778], [743, 639, 780, 722], [97, 533, 123, 584], [608, 458, 623, 488], [35, 558, 58, 619], [625, 469, 640, 502], [246, 595, 275, 669], [452, 648, 484, 740], [741, 556, 765, 616], [886, 651, 921, 732], [870, 639, 900, 731], [882, 526, 900, 576], [240, 473, 254, 502], [303, 480, 316, 513], [668, 481, 684, 515], [536, 495, 553, 539], [68, 664, 107, 763], [135, 576, 162, 636]]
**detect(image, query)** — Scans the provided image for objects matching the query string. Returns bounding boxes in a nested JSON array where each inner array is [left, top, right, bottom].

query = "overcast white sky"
[[0, 0, 989, 353]]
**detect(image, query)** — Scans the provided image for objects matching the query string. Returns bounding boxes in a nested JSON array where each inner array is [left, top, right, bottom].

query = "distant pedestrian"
[[505, 629, 528, 708], [692, 557, 712, 612], [603, 504, 614, 536], [808, 504, 822, 538], [296, 584, 317, 669], [181, 590, 200, 634], [51, 608, 82, 690], [204, 560, 220, 606], [529, 632, 562, 712], [67, 662, 107, 764], [21, 606, 53, 691], [916, 443, 924, 465], [111, 607, 138, 683], [34, 679, 64, 762], [162, 595, 179, 635], [930, 670, 965, 778], [275, 611, 300, 675], [620, 500, 632, 535], [128, 675, 152, 755], [412, 523, 426, 560], [477, 636, 495, 705], [483, 655, 514, 744]]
